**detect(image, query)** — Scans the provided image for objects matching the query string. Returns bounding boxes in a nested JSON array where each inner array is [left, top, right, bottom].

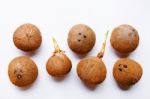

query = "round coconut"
[[77, 56, 107, 85], [46, 52, 72, 77], [67, 24, 96, 54], [13, 23, 42, 51], [8, 56, 38, 87], [110, 24, 139, 54], [113, 58, 143, 88]]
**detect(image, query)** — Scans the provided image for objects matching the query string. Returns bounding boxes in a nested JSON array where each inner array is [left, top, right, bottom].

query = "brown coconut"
[[46, 38, 72, 77], [13, 23, 42, 51], [67, 24, 96, 54], [77, 56, 107, 85], [8, 56, 38, 87], [113, 58, 143, 88], [110, 24, 139, 54]]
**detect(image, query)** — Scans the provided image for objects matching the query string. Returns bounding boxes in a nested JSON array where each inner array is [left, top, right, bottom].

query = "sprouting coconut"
[[77, 31, 109, 86], [46, 37, 72, 77]]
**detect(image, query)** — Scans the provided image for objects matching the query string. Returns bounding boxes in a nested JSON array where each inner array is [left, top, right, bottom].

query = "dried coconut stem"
[[52, 37, 63, 53], [97, 31, 109, 59]]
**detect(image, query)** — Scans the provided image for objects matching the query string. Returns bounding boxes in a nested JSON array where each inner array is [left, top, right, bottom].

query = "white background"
[[0, 0, 149, 99]]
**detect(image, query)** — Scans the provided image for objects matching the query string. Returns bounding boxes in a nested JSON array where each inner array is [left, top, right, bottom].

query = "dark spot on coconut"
[[83, 35, 86, 38], [14, 68, 23, 74], [123, 64, 128, 68], [14, 70, 16, 74], [134, 33, 137, 37], [19, 69, 23, 73], [26, 33, 30, 37], [118, 68, 122, 71], [78, 39, 81, 42], [128, 32, 136, 38], [16, 74, 22, 79], [26, 33, 32, 40], [132, 29, 135, 32], [78, 33, 82, 35], [119, 64, 122, 67], [128, 33, 132, 36]]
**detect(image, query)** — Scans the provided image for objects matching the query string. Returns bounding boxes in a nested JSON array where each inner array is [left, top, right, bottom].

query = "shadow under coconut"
[[70, 50, 89, 59], [49, 72, 72, 83], [84, 81, 106, 91], [83, 83, 97, 91], [77, 77, 106, 91], [18, 84, 34, 90], [117, 84, 131, 90], [18, 45, 43, 57], [109, 45, 130, 58]]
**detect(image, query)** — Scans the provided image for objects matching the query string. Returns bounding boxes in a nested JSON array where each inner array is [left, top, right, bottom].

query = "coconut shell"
[[110, 24, 139, 54], [113, 58, 143, 88], [67, 24, 96, 54], [8, 56, 38, 87], [13, 23, 42, 51], [46, 52, 72, 77], [77, 56, 106, 85]]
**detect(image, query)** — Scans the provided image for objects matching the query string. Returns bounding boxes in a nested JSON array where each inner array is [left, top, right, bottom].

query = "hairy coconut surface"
[[46, 52, 72, 77], [77, 56, 106, 85], [13, 23, 42, 51], [68, 24, 96, 54], [113, 58, 143, 88], [8, 56, 38, 87], [110, 24, 139, 54]]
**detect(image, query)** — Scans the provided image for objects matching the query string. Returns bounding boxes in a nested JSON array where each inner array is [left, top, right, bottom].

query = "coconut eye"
[[78, 39, 81, 42], [83, 35, 86, 38], [78, 33, 82, 35], [118, 64, 122, 67], [132, 29, 135, 32], [16, 74, 22, 79], [118, 68, 122, 71], [123, 64, 128, 68]]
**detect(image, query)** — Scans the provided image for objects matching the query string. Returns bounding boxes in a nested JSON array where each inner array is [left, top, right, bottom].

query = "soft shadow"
[[50, 72, 72, 82], [18, 84, 34, 90], [83, 82, 97, 91], [110, 46, 130, 58], [114, 51, 129, 58], [71, 51, 88, 59], [78, 78, 106, 91], [52, 76, 67, 82], [117, 84, 131, 90], [17, 44, 43, 57]]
